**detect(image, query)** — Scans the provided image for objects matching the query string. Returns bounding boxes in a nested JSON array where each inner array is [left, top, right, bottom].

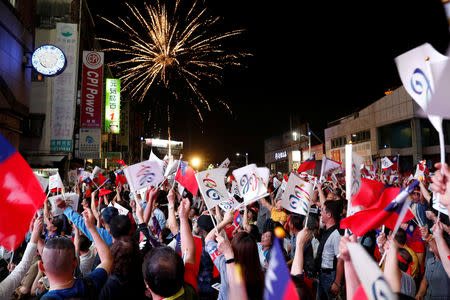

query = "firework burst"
[[98, 0, 249, 122]]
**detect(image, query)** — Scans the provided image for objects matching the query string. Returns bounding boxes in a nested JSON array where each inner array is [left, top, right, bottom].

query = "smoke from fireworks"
[[98, 0, 249, 122]]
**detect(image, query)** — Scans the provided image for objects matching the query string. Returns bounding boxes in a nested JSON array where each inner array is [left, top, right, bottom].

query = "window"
[[331, 136, 347, 149], [378, 120, 412, 149], [22, 114, 45, 137], [350, 130, 371, 143]]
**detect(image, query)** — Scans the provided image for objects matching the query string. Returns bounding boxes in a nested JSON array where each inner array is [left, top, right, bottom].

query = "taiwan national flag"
[[297, 154, 316, 173], [340, 180, 419, 237], [233, 210, 242, 228], [263, 234, 300, 300], [175, 158, 199, 196], [0, 134, 46, 250]]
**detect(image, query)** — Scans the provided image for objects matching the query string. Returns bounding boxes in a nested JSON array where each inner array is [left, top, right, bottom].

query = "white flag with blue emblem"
[[195, 167, 231, 211], [395, 43, 445, 133], [123, 160, 164, 193], [280, 173, 313, 216], [232, 164, 268, 205]]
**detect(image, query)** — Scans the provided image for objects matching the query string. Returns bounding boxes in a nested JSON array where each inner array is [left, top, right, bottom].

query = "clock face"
[[31, 44, 66, 76]]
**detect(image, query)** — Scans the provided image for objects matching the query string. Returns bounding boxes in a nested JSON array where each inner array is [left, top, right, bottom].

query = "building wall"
[[324, 86, 448, 169], [0, 0, 34, 149]]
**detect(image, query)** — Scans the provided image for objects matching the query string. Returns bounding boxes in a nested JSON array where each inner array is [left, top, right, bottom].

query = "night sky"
[[89, 0, 450, 165]]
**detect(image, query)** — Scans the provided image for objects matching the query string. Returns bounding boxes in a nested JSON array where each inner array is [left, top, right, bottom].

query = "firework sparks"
[[98, 0, 249, 121]]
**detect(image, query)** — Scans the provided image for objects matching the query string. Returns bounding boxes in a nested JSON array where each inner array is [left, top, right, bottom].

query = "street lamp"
[[236, 152, 248, 165], [191, 157, 201, 169], [140, 136, 144, 161]]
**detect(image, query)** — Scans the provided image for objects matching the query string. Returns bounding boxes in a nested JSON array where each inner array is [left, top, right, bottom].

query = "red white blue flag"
[[0, 134, 45, 250], [263, 235, 299, 300], [175, 158, 199, 196], [341, 180, 419, 236], [297, 154, 316, 173]]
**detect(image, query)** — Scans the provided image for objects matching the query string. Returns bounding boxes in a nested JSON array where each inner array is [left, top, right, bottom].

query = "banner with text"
[[80, 51, 104, 128], [51, 23, 78, 152], [105, 78, 121, 134]]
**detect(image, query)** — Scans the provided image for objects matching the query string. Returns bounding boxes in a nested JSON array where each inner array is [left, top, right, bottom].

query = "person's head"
[[111, 236, 142, 281], [142, 246, 184, 298], [248, 207, 258, 222], [101, 206, 119, 230], [79, 234, 92, 254], [195, 215, 215, 237], [188, 207, 198, 220], [40, 236, 77, 279], [289, 215, 304, 233], [81, 197, 91, 209], [247, 224, 261, 242], [428, 238, 440, 259], [410, 188, 421, 204], [261, 230, 273, 249], [326, 190, 336, 201], [397, 247, 412, 272], [231, 231, 264, 299], [109, 215, 131, 239], [394, 228, 407, 246], [321, 200, 340, 226], [47, 217, 63, 236]]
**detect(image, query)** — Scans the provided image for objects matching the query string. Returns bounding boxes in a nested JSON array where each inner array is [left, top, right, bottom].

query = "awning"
[[25, 155, 66, 167]]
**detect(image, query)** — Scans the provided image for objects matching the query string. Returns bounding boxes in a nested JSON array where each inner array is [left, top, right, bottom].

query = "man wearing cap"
[[56, 198, 116, 246], [194, 215, 217, 300]]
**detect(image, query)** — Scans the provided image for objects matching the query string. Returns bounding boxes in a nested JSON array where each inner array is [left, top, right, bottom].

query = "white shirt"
[[321, 229, 341, 269]]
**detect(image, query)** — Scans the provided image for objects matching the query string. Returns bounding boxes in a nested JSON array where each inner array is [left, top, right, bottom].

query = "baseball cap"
[[101, 206, 119, 225]]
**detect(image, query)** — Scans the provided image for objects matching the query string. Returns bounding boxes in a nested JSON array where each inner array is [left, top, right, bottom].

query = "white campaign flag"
[[90, 166, 102, 180], [320, 157, 341, 182], [280, 173, 313, 216], [49, 173, 64, 191], [164, 159, 179, 178], [231, 180, 241, 197], [149, 151, 167, 174], [232, 164, 268, 205], [256, 167, 270, 187], [48, 193, 79, 216], [272, 177, 281, 189], [347, 243, 396, 300], [381, 157, 393, 170], [351, 152, 363, 197], [195, 168, 230, 211], [110, 202, 129, 215], [395, 43, 444, 133], [432, 194, 448, 216], [123, 160, 165, 193], [218, 158, 230, 169], [35, 174, 49, 191], [274, 178, 288, 200]]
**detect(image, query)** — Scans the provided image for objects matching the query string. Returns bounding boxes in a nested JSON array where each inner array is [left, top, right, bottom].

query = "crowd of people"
[[0, 161, 450, 300]]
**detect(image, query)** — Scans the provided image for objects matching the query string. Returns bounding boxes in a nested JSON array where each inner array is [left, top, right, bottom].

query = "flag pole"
[[425, 56, 445, 222], [344, 144, 353, 236]]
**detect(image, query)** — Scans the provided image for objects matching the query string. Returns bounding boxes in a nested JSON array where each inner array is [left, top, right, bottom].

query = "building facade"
[[264, 124, 324, 174], [324, 86, 450, 172], [0, 0, 35, 149]]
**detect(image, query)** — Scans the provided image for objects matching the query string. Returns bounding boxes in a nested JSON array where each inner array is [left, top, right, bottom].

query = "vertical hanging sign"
[[51, 23, 78, 152], [80, 51, 104, 128], [105, 78, 121, 134]]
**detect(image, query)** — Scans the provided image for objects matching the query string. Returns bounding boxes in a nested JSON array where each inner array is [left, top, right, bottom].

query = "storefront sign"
[[274, 151, 287, 160], [51, 23, 78, 152], [78, 128, 101, 159], [105, 79, 121, 134], [80, 51, 104, 128]]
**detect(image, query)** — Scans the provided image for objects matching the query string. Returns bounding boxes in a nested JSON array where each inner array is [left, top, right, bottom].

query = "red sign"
[[80, 51, 104, 128]]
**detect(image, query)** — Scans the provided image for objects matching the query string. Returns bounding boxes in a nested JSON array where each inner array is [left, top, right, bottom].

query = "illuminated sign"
[[105, 78, 120, 134], [144, 138, 183, 149], [274, 151, 287, 160], [31, 44, 66, 76]]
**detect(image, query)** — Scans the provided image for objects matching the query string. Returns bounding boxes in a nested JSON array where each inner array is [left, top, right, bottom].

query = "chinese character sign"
[[105, 78, 121, 134], [51, 23, 78, 152]]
